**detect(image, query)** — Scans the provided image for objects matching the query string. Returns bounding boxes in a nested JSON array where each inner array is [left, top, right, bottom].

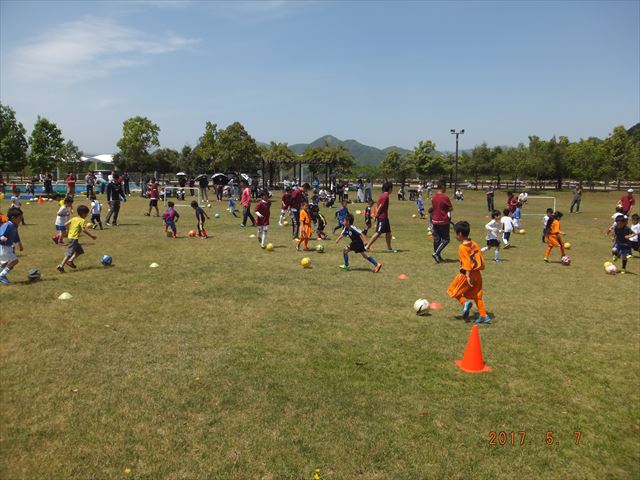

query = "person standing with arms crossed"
[[365, 181, 395, 252], [431, 182, 453, 263]]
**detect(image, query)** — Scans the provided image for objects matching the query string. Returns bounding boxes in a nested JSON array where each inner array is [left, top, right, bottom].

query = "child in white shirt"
[[90, 194, 103, 230], [629, 213, 639, 255], [542, 208, 553, 243], [500, 208, 514, 248], [53, 197, 73, 244], [481, 210, 502, 262]]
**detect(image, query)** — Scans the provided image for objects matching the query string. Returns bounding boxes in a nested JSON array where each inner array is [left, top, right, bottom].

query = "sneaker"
[[461, 300, 472, 319], [621, 269, 626, 274], [57, 264, 65, 273], [386, 249, 398, 253], [494, 258, 502, 263], [612, 256, 618, 262], [67, 261, 77, 269], [0, 275, 9, 285], [339, 264, 350, 271], [543, 257, 549, 262], [144, 213, 150, 216], [374, 263, 382, 273], [432, 253, 441, 264], [240, 224, 246, 227], [105, 222, 111, 227], [261, 244, 266, 249], [475, 316, 492, 324]]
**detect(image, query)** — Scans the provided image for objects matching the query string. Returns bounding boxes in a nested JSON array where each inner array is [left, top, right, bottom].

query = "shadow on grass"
[[8, 277, 59, 286]]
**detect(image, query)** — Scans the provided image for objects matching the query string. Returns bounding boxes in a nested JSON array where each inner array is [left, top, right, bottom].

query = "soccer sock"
[[481, 246, 488, 252], [435, 238, 449, 256], [0, 267, 10, 276], [623, 257, 628, 269], [303, 238, 308, 249], [503, 237, 509, 245], [560, 247, 566, 256], [476, 297, 487, 317], [495, 249, 501, 261], [367, 256, 378, 267], [458, 297, 467, 305], [261, 230, 267, 247], [343, 252, 349, 266]]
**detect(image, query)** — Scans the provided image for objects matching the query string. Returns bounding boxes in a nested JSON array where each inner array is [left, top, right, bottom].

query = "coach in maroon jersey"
[[289, 182, 310, 238], [431, 181, 453, 263], [365, 181, 395, 252]]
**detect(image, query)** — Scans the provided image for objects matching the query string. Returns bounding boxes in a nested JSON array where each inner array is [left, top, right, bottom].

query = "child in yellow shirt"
[[57, 205, 96, 273]]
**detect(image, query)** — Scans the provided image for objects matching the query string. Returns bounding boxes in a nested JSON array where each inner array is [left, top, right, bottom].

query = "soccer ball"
[[27, 268, 41, 282], [101, 255, 113, 266], [283, 220, 289, 226], [412, 214, 417, 218], [315, 244, 325, 253], [166, 230, 173, 237], [207, 203, 211, 208], [214, 213, 220, 218], [300, 257, 311, 268], [564, 242, 571, 250], [188, 229, 196, 237], [355, 210, 362, 215], [603, 261, 613, 268], [605, 264, 617, 274], [414, 298, 430, 316], [519, 229, 526, 234], [266, 243, 274, 251], [561, 255, 571, 265]]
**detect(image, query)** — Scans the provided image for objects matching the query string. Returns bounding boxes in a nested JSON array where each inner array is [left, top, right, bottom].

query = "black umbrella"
[[211, 173, 230, 185]]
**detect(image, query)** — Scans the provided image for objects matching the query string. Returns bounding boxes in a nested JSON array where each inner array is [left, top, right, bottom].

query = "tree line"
[[1, 102, 638, 189]]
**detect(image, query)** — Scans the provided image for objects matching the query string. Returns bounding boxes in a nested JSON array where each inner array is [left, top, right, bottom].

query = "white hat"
[[628, 188, 634, 193]]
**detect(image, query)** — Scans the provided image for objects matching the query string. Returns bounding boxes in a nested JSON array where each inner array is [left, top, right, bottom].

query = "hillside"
[[288, 135, 410, 166], [627, 122, 640, 143]]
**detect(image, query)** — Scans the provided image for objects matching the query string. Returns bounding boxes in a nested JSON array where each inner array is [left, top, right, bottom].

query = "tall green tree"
[[0, 103, 28, 173], [151, 148, 180, 176], [325, 144, 355, 178], [565, 138, 607, 189], [380, 148, 413, 186], [59, 140, 84, 173], [179, 145, 208, 175], [262, 141, 296, 186], [216, 121, 260, 173], [409, 140, 445, 181], [115, 116, 160, 173], [28, 116, 65, 174], [195, 121, 218, 171], [604, 126, 631, 190]]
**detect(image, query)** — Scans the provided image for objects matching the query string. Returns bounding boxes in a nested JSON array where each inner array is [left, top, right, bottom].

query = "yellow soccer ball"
[[283, 220, 289, 226], [412, 214, 417, 218], [266, 243, 274, 251], [300, 257, 311, 268], [519, 229, 525, 234], [564, 242, 571, 250], [603, 261, 612, 268]]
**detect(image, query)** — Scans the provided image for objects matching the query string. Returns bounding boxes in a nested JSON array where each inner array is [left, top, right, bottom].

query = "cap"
[[628, 188, 634, 193]]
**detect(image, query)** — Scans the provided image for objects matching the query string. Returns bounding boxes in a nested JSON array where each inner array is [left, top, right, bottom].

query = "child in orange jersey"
[[296, 200, 312, 251], [544, 211, 565, 262], [447, 220, 490, 324]]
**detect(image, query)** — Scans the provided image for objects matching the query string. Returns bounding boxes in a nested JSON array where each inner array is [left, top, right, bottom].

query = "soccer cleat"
[[374, 263, 383, 273], [105, 222, 111, 227], [57, 265, 65, 273], [543, 257, 549, 262], [67, 261, 77, 269], [339, 264, 350, 271], [494, 259, 502, 263], [475, 316, 492, 324], [612, 256, 618, 262], [621, 269, 626, 274], [432, 253, 441, 264], [461, 300, 473, 319], [0, 275, 9, 285]]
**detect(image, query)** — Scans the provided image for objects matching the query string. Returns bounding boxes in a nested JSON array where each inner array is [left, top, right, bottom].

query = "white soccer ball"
[[413, 298, 430, 316], [605, 264, 617, 275]]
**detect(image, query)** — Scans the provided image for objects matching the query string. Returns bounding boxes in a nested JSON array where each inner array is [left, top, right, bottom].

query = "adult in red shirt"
[[66, 173, 76, 196], [365, 181, 395, 252], [430, 182, 453, 263], [289, 182, 310, 239], [240, 179, 255, 227], [145, 178, 160, 216], [620, 189, 635, 215]]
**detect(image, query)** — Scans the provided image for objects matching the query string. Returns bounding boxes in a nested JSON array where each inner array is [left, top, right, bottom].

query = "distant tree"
[[179, 145, 208, 175], [409, 140, 445, 181], [262, 141, 296, 186], [151, 148, 180, 177], [115, 116, 160, 174], [546, 135, 570, 189], [496, 144, 529, 190], [195, 121, 218, 171], [380, 148, 413, 187], [565, 138, 606, 190], [216, 121, 260, 173], [0, 103, 28, 173], [28, 116, 65, 174], [325, 144, 355, 178], [604, 126, 631, 189], [59, 140, 84, 174]]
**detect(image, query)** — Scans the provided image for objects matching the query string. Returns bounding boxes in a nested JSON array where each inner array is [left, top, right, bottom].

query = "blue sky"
[[1, 0, 638, 154]]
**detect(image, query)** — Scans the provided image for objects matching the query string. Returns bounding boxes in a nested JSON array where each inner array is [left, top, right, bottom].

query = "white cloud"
[[6, 17, 199, 83]]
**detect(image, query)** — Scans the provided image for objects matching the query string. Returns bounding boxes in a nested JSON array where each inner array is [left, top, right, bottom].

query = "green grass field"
[[1, 189, 638, 480]]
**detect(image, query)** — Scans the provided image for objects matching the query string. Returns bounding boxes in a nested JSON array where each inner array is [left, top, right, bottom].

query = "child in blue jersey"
[[336, 213, 382, 272], [512, 202, 523, 230], [228, 197, 239, 217], [332, 200, 350, 234], [163, 201, 180, 238], [417, 194, 425, 219], [191, 200, 210, 238], [0, 207, 24, 284]]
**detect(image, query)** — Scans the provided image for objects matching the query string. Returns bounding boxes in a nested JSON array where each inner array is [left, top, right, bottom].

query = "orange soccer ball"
[[188, 229, 197, 237]]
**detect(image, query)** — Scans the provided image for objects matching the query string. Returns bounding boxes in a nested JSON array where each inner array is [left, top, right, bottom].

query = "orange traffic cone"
[[455, 324, 491, 373], [37, 196, 43, 204]]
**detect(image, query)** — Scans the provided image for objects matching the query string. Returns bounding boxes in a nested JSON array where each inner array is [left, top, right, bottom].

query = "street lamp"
[[450, 129, 465, 192]]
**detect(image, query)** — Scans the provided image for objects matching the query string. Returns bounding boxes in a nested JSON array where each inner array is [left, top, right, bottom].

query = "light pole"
[[450, 128, 465, 192]]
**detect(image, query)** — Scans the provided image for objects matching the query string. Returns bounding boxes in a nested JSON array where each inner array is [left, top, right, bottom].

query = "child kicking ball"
[[336, 213, 382, 272], [57, 205, 96, 273]]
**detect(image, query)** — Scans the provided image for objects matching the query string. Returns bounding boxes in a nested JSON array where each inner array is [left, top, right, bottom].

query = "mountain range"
[[287, 135, 411, 166]]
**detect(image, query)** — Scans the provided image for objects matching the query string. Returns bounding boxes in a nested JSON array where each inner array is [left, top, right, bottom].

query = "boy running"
[[53, 197, 73, 245], [336, 214, 382, 272], [255, 190, 271, 248], [333, 200, 350, 234], [191, 200, 210, 238], [542, 208, 554, 243], [481, 210, 502, 262], [57, 205, 96, 273], [447, 220, 490, 324], [500, 208, 514, 248], [297, 201, 312, 251], [611, 215, 634, 273], [278, 187, 291, 226], [90, 194, 103, 230], [544, 211, 565, 262], [630, 214, 640, 255], [0, 208, 24, 284]]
